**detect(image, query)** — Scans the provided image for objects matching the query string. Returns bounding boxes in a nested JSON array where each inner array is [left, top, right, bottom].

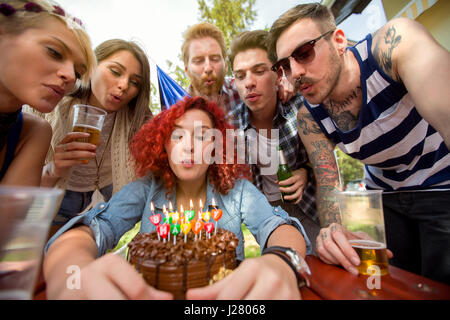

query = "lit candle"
[[185, 200, 196, 222], [181, 220, 191, 243], [150, 202, 155, 214], [211, 198, 223, 235], [204, 222, 214, 239], [163, 204, 171, 241], [192, 219, 204, 241], [157, 223, 170, 243], [149, 202, 161, 240], [171, 223, 180, 245], [199, 199, 204, 239]]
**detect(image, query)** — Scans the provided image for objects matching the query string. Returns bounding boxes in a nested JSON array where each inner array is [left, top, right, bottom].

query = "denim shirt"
[[46, 176, 312, 261]]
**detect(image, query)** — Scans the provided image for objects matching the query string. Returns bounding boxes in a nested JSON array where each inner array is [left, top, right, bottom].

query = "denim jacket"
[[46, 176, 312, 261]]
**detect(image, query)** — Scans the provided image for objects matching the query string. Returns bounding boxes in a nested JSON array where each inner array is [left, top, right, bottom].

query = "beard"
[[190, 72, 225, 98], [296, 47, 342, 105]]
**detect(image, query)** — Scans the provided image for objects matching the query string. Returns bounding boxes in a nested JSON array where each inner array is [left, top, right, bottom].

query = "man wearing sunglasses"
[[267, 3, 450, 284], [227, 30, 320, 253]]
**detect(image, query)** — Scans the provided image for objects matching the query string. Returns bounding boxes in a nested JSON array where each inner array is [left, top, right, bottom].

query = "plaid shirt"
[[228, 94, 318, 221]]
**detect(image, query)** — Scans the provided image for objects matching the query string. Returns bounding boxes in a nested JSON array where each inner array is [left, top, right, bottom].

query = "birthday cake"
[[127, 228, 238, 299]]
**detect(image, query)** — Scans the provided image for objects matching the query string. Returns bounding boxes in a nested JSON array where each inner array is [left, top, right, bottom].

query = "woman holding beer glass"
[[38, 39, 152, 227], [0, 0, 94, 186]]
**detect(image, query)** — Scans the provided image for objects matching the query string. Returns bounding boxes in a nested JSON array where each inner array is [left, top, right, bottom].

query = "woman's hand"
[[52, 132, 98, 178], [51, 253, 173, 300], [186, 254, 301, 300], [278, 168, 308, 204]]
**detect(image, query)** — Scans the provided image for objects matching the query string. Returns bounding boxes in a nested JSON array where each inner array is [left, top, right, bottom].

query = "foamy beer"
[[337, 190, 389, 276], [72, 105, 107, 146]]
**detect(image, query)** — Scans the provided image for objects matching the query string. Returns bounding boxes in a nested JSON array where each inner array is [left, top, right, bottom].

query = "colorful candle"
[[157, 223, 170, 243], [198, 199, 204, 239], [184, 199, 196, 222], [192, 219, 204, 241], [204, 222, 214, 239], [181, 221, 191, 243], [211, 198, 223, 235], [171, 223, 181, 245]]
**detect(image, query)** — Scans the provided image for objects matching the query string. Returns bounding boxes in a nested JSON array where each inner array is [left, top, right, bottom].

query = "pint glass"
[[337, 190, 389, 276], [0, 186, 64, 299], [72, 104, 107, 146]]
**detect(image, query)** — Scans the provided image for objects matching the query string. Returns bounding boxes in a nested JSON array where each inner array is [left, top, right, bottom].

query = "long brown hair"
[[70, 39, 152, 140]]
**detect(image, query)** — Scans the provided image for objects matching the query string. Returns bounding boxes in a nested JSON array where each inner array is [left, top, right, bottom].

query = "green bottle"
[[277, 147, 294, 203]]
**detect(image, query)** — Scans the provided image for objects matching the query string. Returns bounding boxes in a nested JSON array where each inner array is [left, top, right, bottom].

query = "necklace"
[[93, 113, 116, 190]]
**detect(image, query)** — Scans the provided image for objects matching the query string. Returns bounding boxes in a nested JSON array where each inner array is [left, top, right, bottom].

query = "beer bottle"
[[277, 147, 294, 203]]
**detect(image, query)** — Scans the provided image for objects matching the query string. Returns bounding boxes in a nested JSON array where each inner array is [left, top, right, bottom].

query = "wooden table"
[[34, 255, 450, 300], [300, 255, 450, 300]]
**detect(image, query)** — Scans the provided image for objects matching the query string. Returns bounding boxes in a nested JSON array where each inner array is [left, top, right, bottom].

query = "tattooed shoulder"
[[297, 111, 323, 135], [372, 24, 402, 80]]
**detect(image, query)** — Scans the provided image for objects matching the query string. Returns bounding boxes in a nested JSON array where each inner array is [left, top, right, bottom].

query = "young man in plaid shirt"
[[181, 22, 295, 116], [227, 30, 320, 252]]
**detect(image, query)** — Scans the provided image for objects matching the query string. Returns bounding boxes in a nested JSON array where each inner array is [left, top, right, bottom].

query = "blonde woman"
[[0, 0, 94, 186], [38, 39, 152, 229]]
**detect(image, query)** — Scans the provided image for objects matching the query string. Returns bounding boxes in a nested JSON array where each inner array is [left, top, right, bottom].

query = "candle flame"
[[212, 198, 216, 207], [162, 204, 166, 213], [150, 202, 155, 212], [199, 199, 203, 209], [190, 199, 193, 209], [169, 201, 173, 211], [180, 204, 184, 212]]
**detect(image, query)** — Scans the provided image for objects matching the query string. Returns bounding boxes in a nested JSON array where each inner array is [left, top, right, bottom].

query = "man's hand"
[[186, 254, 301, 300], [277, 74, 295, 103], [278, 168, 308, 204], [316, 223, 393, 275]]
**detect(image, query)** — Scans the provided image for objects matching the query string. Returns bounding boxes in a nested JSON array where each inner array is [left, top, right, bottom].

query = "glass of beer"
[[72, 104, 107, 146], [337, 190, 389, 276], [0, 186, 64, 299]]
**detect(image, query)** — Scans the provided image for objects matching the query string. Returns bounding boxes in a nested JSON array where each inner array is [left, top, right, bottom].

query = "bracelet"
[[263, 250, 303, 287], [262, 246, 309, 287]]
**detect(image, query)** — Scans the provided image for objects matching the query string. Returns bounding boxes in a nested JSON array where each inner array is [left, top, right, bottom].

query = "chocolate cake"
[[127, 228, 238, 299]]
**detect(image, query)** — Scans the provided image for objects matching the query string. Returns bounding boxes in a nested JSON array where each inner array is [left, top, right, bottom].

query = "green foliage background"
[[335, 147, 365, 188]]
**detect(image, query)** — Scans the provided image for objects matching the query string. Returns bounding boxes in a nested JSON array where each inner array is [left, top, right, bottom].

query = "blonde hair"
[[181, 22, 227, 66], [0, 0, 95, 85]]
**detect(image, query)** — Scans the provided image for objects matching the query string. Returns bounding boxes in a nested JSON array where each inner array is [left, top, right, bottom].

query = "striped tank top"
[[303, 34, 450, 192]]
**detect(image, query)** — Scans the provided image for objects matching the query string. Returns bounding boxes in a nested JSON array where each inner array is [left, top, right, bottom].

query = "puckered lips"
[[45, 84, 65, 100], [245, 92, 261, 103], [181, 158, 195, 168], [110, 93, 123, 104]]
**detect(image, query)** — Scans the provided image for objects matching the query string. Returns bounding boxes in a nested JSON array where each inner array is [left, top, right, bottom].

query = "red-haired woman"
[[43, 96, 311, 299]]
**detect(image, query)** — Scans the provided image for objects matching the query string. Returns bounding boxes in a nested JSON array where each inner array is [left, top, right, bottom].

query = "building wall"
[[381, 0, 450, 50], [416, 0, 450, 50]]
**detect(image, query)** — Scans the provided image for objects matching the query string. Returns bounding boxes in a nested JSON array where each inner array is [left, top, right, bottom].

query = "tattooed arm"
[[372, 18, 450, 149], [297, 108, 366, 273], [297, 108, 341, 227]]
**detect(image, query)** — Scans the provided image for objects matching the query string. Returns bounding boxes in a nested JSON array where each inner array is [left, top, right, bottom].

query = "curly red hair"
[[130, 96, 251, 196]]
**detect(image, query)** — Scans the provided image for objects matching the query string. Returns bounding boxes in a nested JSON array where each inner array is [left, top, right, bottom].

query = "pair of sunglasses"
[[271, 29, 335, 77]]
